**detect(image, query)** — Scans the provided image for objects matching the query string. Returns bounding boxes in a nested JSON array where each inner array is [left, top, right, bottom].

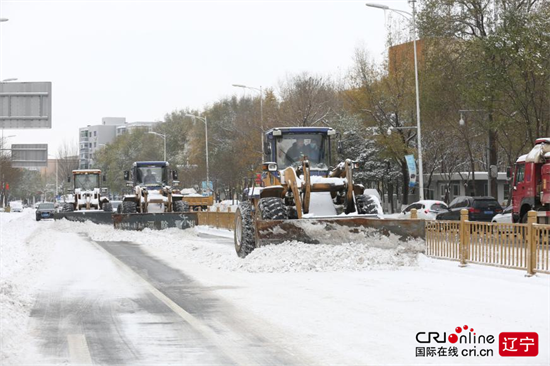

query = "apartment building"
[[79, 117, 158, 169]]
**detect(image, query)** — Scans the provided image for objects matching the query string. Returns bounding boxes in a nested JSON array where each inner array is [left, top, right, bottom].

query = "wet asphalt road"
[[23, 233, 308, 366]]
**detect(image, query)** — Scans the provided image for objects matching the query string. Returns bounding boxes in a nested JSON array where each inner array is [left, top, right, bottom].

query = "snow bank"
[[0, 210, 56, 362], [231, 239, 424, 272], [52, 219, 425, 273]]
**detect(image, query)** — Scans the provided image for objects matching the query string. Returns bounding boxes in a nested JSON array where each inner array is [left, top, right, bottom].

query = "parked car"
[[400, 200, 448, 220], [491, 205, 513, 223], [436, 196, 503, 222], [9, 201, 23, 212], [36, 202, 56, 221]]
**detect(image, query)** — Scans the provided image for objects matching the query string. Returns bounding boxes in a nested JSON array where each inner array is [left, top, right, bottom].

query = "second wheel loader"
[[113, 161, 196, 230]]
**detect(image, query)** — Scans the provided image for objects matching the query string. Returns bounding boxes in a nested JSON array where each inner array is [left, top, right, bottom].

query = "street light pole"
[[148, 132, 167, 161], [185, 114, 209, 193], [366, 1, 424, 200], [232, 84, 264, 162]]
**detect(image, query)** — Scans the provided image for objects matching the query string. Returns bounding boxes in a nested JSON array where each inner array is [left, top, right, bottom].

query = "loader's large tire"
[[122, 201, 137, 214], [61, 203, 74, 212], [356, 194, 378, 215], [173, 200, 189, 213], [234, 202, 256, 258], [257, 197, 289, 220], [102, 202, 113, 212]]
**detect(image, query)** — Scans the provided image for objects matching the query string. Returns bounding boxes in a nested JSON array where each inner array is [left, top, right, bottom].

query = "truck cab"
[[512, 138, 550, 223]]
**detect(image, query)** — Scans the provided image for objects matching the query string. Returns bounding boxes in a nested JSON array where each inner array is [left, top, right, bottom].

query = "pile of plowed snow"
[[237, 240, 424, 272], [52, 219, 425, 273], [1, 210, 56, 362]]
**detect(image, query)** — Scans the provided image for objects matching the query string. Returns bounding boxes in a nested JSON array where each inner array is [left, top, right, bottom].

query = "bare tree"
[[56, 138, 80, 193]]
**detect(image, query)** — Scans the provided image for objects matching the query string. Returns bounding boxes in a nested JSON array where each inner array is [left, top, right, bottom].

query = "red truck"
[[510, 137, 550, 223]]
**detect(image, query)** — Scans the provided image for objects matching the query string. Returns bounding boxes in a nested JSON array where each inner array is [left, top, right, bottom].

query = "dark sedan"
[[436, 196, 502, 222], [36, 202, 56, 221]]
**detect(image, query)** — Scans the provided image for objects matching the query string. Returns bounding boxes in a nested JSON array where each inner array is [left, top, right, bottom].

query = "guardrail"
[[425, 209, 550, 275], [193, 206, 549, 275]]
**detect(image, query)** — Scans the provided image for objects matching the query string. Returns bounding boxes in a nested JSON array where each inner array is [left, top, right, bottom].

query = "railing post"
[[459, 209, 469, 267], [411, 208, 418, 219], [526, 210, 537, 276]]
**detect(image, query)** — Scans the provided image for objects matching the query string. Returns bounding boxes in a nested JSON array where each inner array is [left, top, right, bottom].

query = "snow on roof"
[[516, 154, 527, 163]]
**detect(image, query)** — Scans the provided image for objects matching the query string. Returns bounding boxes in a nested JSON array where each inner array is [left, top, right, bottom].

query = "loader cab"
[[132, 161, 170, 189], [72, 170, 102, 191], [265, 127, 336, 176]]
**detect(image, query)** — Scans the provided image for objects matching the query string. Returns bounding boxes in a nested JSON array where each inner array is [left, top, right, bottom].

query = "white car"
[[491, 206, 512, 223], [9, 201, 23, 212], [401, 200, 448, 220]]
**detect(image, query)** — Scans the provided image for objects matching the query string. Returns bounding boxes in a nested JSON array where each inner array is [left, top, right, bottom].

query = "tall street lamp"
[[148, 131, 167, 162], [232, 84, 264, 162], [366, 1, 424, 200], [185, 114, 210, 193]]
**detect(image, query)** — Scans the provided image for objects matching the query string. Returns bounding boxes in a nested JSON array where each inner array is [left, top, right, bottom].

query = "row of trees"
[[4, 0, 543, 207]]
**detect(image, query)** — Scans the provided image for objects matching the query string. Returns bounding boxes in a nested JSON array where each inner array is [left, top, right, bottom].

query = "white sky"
[[0, 0, 410, 154]]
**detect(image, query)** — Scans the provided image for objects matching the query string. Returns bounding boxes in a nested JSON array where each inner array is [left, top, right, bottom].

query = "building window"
[[504, 183, 510, 201], [94, 131, 97, 137], [94, 142, 97, 147], [452, 184, 460, 196]]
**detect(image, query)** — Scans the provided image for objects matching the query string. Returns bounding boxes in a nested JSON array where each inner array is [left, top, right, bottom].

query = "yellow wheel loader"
[[234, 127, 399, 258]]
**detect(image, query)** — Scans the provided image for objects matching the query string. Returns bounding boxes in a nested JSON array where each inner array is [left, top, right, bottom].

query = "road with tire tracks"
[[22, 232, 310, 366]]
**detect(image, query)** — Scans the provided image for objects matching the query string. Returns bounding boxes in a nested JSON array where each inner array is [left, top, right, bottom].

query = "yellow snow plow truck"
[[234, 127, 423, 258]]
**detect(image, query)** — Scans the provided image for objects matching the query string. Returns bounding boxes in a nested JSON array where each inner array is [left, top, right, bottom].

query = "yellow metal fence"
[[196, 207, 235, 231], [426, 210, 550, 275]]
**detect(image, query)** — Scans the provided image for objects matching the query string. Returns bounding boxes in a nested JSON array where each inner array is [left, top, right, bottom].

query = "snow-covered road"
[[1, 210, 549, 365]]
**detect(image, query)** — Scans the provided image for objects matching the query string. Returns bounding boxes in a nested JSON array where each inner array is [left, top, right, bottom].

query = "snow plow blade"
[[54, 211, 114, 225], [112, 213, 198, 231], [255, 217, 425, 247]]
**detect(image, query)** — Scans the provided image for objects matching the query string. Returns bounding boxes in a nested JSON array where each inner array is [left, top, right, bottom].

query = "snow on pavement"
[[52, 220, 549, 364], [52, 219, 425, 272], [2, 216, 549, 365], [0, 210, 57, 362]]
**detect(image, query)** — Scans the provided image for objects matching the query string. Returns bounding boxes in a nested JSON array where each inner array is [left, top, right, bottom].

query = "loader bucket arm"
[[344, 159, 356, 213], [302, 159, 311, 214], [283, 167, 303, 219]]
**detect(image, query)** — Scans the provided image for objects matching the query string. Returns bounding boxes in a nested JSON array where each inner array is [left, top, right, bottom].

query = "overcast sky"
[[0, 0, 410, 155]]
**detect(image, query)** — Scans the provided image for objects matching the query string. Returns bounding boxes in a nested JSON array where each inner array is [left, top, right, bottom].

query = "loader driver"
[[285, 138, 309, 164], [143, 169, 158, 185], [81, 174, 93, 190]]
